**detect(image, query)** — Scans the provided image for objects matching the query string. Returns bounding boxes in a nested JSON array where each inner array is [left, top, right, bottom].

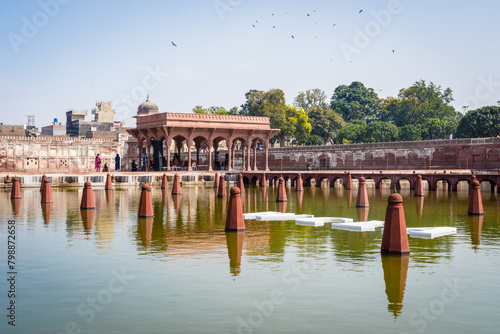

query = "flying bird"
[[332, 23, 336, 26], [273, 26, 276, 28], [307, 14, 310, 16], [252, 24, 256, 28], [392, 49, 395, 53], [359, 9, 363, 13], [291, 35, 295, 39], [255, 20, 259, 23], [171, 41, 177, 47]]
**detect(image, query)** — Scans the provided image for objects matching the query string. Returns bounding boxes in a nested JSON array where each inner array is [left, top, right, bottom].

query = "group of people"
[[94, 154, 121, 172]]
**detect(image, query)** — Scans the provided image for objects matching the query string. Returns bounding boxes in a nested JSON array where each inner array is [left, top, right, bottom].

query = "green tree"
[[294, 89, 328, 111], [336, 122, 366, 143], [305, 135, 323, 146], [308, 106, 345, 144], [399, 124, 422, 141], [364, 121, 399, 143], [192, 106, 230, 115], [283, 106, 311, 145], [456, 106, 500, 138], [331, 81, 379, 122], [378, 80, 458, 126], [420, 118, 457, 140]]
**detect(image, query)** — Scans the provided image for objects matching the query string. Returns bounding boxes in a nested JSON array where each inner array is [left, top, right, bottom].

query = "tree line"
[[193, 80, 500, 147]]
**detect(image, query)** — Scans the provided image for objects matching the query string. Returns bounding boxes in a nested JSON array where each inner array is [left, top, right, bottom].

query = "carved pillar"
[[253, 143, 258, 171], [246, 144, 251, 171], [138, 139, 144, 170], [232, 142, 236, 170], [208, 144, 213, 171], [227, 139, 233, 171], [165, 137, 172, 170], [187, 138, 193, 172], [264, 140, 269, 171]]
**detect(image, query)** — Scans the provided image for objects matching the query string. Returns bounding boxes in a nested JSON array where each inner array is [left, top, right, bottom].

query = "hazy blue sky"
[[1, 0, 499, 128]]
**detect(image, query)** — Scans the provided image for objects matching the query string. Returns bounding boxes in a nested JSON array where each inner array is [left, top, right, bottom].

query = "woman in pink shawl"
[[95, 154, 102, 172]]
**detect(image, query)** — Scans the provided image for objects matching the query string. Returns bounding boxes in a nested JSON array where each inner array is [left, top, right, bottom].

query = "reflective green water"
[[0, 184, 499, 334]]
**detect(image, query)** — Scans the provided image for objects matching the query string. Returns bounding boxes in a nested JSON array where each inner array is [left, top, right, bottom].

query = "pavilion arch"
[[434, 178, 452, 191], [242, 176, 250, 185], [331, 176, 343, 188], [304, 176, 316, 187], [127, 100, 280, 171], [270, 175, 280, 187], [251, 176, 259, 186]]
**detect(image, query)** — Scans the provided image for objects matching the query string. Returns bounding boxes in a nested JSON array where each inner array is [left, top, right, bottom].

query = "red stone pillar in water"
[[218, 175, 227, 198], [172, 173, 182, 195], [11, 177, 21, 200], [468, 180, 484, 215], [225, 187, 245, 231], [356, 177, 369, 207], [414, 175, 424, 196], [345, 172, 352, 190], [138, 183, 154, 218], [237, 173, 245, 193], [276, 177, 287, 202], [80, 181, 95, 209], [41, 179, 53, 203], [105, 173, 113, 190], [295, 173, 304, 191], [381, 193, 410, 255], [161, 173, 168, 189]]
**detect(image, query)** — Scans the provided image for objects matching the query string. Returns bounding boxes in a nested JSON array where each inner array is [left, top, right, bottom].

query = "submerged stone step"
[[406, 227, 457, 239], [295, 217, 354, 227], [331, 220, 385, 232]]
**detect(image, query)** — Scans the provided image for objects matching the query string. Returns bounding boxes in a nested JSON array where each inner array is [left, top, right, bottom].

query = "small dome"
[[137, 95, 159, 115]]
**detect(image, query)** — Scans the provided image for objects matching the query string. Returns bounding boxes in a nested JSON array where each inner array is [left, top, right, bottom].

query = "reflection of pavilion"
[[382, 254, 409, 319], [127, 96, 280, 171]]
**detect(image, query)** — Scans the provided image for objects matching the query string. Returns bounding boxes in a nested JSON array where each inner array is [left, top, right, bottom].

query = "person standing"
[[141, 154, 146, 171], [115, 154, 121, 171], [95, 154, 101, 172]]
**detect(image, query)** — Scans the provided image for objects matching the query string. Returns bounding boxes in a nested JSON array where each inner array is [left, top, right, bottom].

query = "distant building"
[[66, 101, 116, 137], [0, 123, 25, 136], [41, 118, 66, 136]]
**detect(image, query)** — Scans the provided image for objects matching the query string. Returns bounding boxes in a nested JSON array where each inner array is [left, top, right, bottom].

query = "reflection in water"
[[381, 254, 409, 319], [277, 201, 287, 214], [11, 199, 21, 216], [226, 231, 244, 276], [356, 207, 369, 222], [468, 215, 483, 250], [416, 196, 424, 219], [296, 191, 303, 212], [105, 189, 113, 204], [138, 217, 153, 249], [81, 209, 95, 235], [174, 194, 182, 212], [42, 203, 52, 226], [345, 190, 352, 208]]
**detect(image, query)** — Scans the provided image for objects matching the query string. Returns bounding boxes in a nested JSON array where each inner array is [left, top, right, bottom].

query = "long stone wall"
[[0, 135, 126, 172], [260, 137, 500, 171]]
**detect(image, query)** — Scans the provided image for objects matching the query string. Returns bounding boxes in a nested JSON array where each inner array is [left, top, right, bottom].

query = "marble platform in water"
[[331, 220, 385, 231]]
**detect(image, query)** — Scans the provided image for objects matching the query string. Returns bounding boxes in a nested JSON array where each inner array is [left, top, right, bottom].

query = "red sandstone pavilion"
[[127, 96, 280, 172]]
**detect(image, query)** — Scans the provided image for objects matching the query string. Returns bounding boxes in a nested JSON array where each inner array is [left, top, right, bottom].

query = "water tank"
[[54, 118, 58, 123]]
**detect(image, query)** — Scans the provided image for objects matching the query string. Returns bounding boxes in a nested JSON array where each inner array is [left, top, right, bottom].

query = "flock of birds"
[[170, 8, 395, 59]]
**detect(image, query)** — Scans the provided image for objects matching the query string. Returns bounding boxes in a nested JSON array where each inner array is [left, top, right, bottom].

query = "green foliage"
[[331, 81, 379, 122], [420, 118, 457, 140], [305, 135, 323, 146], [336, 122, 366, 143], [399, 124, 422, 141], [192, 106, 230, 115], [456, 106, 500, 138], [378, 80, 458, 126], [294, 89, 328, 111], [308, 106, 346, 144], [364, 121, 399, 143]]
